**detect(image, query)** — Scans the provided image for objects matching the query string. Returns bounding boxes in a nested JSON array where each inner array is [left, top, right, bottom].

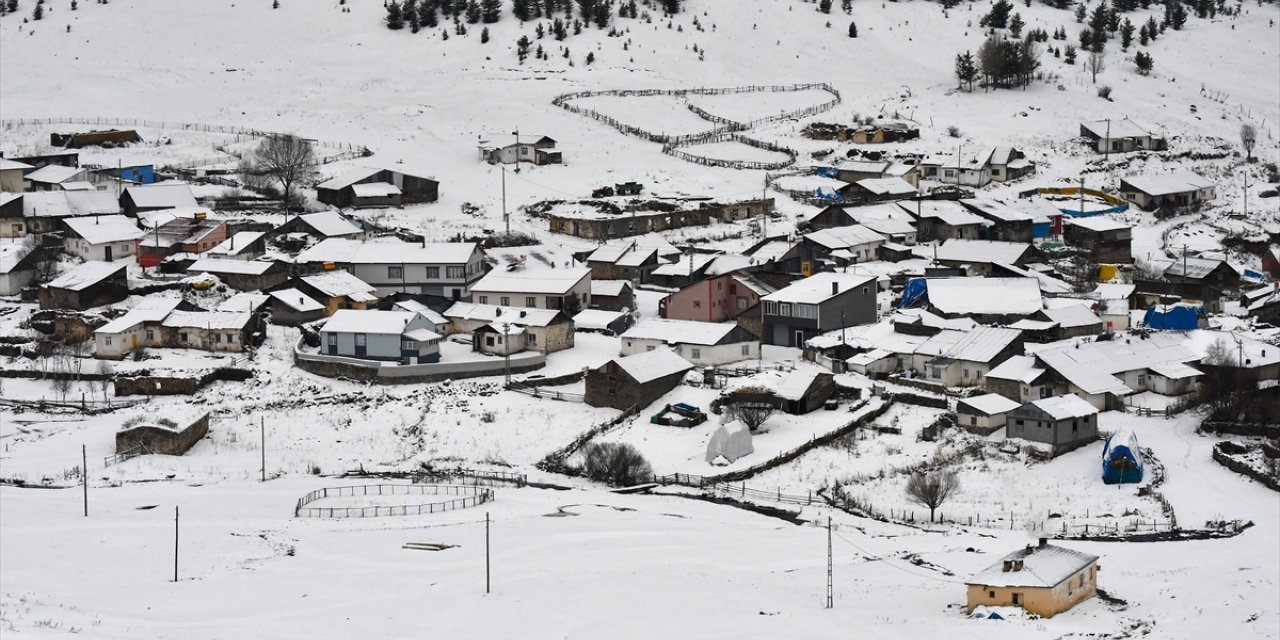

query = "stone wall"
[[115, 413, 209, 455], [294, 342, 544, 384]]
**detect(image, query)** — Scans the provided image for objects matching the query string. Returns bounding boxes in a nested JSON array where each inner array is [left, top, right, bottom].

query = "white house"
[[295, 238, 487, 298], [62, 215, 144, 262], [317, 309, 442, 363], [25, 165, 90, 191], [0, 241, 37, 296], [478, 134, 563, 165], [955, 393, 1022, 434], [470, 267, 592, 312], [1119, 172, 1216, 211], [620, 318, 760, 366]]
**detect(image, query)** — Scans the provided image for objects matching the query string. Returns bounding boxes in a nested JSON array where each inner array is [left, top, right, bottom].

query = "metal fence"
[[294, 484, 493, 518]]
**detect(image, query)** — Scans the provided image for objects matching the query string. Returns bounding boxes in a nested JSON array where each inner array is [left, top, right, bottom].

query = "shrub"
[[1097, 85, 1112, 100], [582, 442, 652, 486], [946, 125, 962, 138]]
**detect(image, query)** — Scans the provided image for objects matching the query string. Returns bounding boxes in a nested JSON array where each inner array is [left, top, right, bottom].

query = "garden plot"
[[563, 94, 718, 138], [686, 87, 837, 125], [672, 139, 793, 165]]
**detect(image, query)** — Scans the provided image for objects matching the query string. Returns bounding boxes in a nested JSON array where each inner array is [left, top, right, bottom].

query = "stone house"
[[966, 539, 1099, 619], [1006, 394, 1100, 453], [39, 261, 129, 310], [444, 302, 575, 354], [186, 258, 288, 291], [585, 349, 694, 411]]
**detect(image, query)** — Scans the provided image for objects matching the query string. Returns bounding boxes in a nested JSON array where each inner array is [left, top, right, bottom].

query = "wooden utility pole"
[[826, 517, 833, 609], [82, 444, 88, 517], [502, 166, 509, 236], [260, 416, 266, 483], [485, 512, 491, 595], [173, 506, 180, 583]]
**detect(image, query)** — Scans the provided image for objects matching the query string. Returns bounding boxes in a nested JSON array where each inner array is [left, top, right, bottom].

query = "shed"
[[585, 350, 693, 411], [39, 261, 129, 310], [966, 539, 1100, 619], [956, 393, 1021, 434], [268, 288, 326, 326], [772, 369, 836, 414]]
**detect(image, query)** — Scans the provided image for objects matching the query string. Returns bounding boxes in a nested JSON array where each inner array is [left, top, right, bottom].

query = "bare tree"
[[1240, 124, 1257, 162], [51, 376, 71, 402], [722, 386, 777, 432], [582, 442, 653, 486], [1087, 51, 1105, 84], [905, 471, 960, 523], [95, 360, 114, 404], [251, 134, 317, 213]]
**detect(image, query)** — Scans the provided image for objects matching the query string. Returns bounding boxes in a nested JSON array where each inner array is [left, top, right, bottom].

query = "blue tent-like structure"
[[1142, 304, 1201, 331], [1102, 431, 1144, 485], [899, 278, 929, 309]]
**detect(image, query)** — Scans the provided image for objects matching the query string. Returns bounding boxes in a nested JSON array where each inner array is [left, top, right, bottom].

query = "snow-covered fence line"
[[662, 132, 799, 171], [415, 468, 529, 488], [536, 405, 641, 475], [162, 147, 366, 172], [1211, 442, 1280, 492], [294, 484, 493, 518], [2, 117, 366, 151]]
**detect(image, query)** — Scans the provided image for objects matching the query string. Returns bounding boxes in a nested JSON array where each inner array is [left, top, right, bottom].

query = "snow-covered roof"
[[207, 231, 266, 256], [188, 258, 276, 276], [316, 167, 382, 190], [295, 238, 478, 265], [1027, 332, 1199, 396], [747, 240, 792, 263], [45, 261, 126, 291], [899, 200, 987, 227], [967, 543, 1099, 589], [471, 267, 590, 296], [591, 280, 632, 297], [1041, 304, 1102, 329], [925, 278, 1042, 316], [443, 302, 563, 327], [855, 177, 916, 196], [652, 253, 714, 277], [1122, 171, 1214, 197], [349, 182, 401, 198], [1021, 394, 1099, 420], [993, 263, 1074, 295], [1183, 330, 1280, 369], [390, 300, 448, 326], [1162, 256, 1231, 280], [0, 158, 33, 171], [95, 298, 183, 334], [587, 243, 658, 267], [1148, 361, 1203, 379], [218, 293, 270, 312], [774, 369, 824, 401], [1064, 216, 1130, 233], [123, 183, 198, 209], [929, 239, 1030, 265], [764, 272, 876, 305], [319, 309, 416, 335], [269, 288, 324, 313], [162, 310, 252, 330], [805, 225, 886, 251], [299, 212, 364, 237], [0, 241, 35, 274], [610, 349, 693, 384], [62, 215, 143, 245], [1081, 118, 1158, 140], [25, 164, 84, 185], [21, 191, 120, 218], [403, 327, 443, 342], [622, 319, 748, 346], [957, 393, 1021, 416], [573, 309, 628, 331], [301, 270, 377, 300], [704, 255, 754, 276], [917, 326, 1021, 363], [1094, 283, 1135, 299], [892, 308, 977, 332], [960, 198, 1035, 223]]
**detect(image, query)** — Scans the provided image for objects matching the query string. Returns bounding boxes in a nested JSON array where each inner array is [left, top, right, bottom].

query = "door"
[[793, 330, 805, 348], [104, 246, 113, 261]]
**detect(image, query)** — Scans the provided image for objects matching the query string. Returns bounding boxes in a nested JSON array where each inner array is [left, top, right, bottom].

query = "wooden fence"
[[294, 484, 493, 518]]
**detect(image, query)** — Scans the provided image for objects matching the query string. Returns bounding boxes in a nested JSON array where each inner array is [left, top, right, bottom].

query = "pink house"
[[659, 271, 779, 323]]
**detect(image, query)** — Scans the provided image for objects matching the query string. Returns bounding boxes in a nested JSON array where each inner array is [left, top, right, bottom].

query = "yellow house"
[[966, 539, 1100, 618]]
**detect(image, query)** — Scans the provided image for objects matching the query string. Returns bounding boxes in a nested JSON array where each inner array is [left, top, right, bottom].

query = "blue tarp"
[[1032, 221, 1051, 238], [1102, 432, 1144, 485], [815, 166, 840, 179], [899, 278, 928, 309], [814, 187, 841, 200], [1142, 305, 1201, 331]]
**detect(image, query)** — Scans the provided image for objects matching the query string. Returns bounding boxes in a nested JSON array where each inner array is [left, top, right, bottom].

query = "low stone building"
[[115, 413, 210, 456], [1006, 395, 1100, 455], [955, 393, 1021, 434], [966, 539, 1099, 619], [444, 302, 575, 354], [585, 349, 694, 412], [39, 261, 129, 311], [547, 198, 773, 240], [187, 258, 288, 291]]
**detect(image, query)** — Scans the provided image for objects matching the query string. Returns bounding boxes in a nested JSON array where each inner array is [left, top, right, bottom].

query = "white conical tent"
[[705, 420, 754, 465]]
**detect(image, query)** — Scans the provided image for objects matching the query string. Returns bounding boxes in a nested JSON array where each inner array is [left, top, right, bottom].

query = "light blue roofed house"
[[318, 309, 442, 364]]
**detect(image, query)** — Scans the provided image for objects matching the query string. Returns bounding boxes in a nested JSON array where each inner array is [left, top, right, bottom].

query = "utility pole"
[[173, 506, 180, 583], [1242, 174, 1250, 219], [512, 128, 521, 174], [826, 517, 834, 609], [502, 165, 509, 236], [82, 444, 88, 517], [1182, 244, 1188, 282], [1103, 118, 1111, 164], [1079, 176, 1086, 218], [502, 324, 512, 387], [260, 416, 266, 483], [485, 511, 491, 595], [761, 180, 768, 240]]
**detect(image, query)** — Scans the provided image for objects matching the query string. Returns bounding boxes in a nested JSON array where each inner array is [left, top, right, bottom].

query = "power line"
[[831, 530, 963, 584]]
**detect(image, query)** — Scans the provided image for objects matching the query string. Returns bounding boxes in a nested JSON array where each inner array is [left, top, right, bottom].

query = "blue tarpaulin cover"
[[899, 278, 928, 309], [1142, 305, 1200, 330]]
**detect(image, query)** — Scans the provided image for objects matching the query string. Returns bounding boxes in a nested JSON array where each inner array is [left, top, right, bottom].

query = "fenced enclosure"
[[294, 484, 493, 519], [414, 468, 528, 488]]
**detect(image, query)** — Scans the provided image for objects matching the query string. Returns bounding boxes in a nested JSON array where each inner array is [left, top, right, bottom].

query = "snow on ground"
[[675, 140, 794, 164]]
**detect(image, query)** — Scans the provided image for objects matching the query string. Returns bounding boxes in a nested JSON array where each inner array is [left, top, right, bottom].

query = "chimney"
[[1038, 537, 1048, 548], [1013, 560, 1024, 571], [832, 281, 839, 296], [1002, 560, 1013, 572]]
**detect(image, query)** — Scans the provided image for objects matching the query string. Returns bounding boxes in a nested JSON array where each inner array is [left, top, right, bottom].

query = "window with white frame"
[[795, 304, 817, 319], [355, 333, 366, 347], [763, 301, 779, 315], [779, 302, 792, 316], [388, 266, 403, 279], [691, 348, 701, 360], [446, 266, 465, 279], [425, 267, 440, 279]]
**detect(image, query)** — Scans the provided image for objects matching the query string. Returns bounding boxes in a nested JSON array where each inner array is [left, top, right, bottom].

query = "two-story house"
[[759, 272, 878, 347]]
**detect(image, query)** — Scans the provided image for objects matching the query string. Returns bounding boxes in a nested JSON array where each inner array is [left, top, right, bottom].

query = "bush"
[[582, 442, 652, 486], [946, 125, 962, 138], [1097, 85, 1112, 100]]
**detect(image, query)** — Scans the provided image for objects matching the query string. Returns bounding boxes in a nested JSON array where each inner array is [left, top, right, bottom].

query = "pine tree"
[[1144, 15, 1158, 39], [1106, 7, 1120, 31], [1064, 44, 1077, 63], [848, 21, 857, 37], [31, 0, 41, 20], [385, 0, 404, 29], [1138, 22, 1149, 44], [593, 0, 609, 28], [586, 51, 594, 64], [465, 0, 480, 23], [481, 25, 490, 41], [71, 0, 77, 9], [983, 0, 1013, 28], [513, 0, 531, 20], [422, 0, 438, 27], [481, 0, 500, 22], [406, 0, 420, 32], [1134, 50, 1153, 74], [1167, 0, 1186, 29], [841, 0, 852, 12], [955, 50, 978, 91], [536, 21, 544, 37], [660, 0, 680, 14], [1075, 2, 1086, 22], [1017, 39, 1040, 88], [272, 0, 279, 8], [517, 34, 531, 61], [575, 0, 593, 20], [1009, 12, 1024, 37], [1120, 17, 1134, 49], [1088, 1, 1109, 48], [818, 0, 832, 13], [1079, 27, 1094, 51], [553, 16, 566, 39]]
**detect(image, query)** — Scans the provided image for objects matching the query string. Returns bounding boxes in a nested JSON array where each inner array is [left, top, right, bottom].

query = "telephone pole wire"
[[826, 517, 834, 609]]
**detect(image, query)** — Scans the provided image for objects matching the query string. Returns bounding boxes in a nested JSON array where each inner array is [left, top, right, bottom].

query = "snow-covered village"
[[0, 0, 1277, 637]]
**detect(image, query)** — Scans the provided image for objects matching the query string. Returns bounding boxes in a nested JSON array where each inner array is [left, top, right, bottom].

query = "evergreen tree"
[[536, 21, 544, 37], [977, 33, 1004, 88], [1138, 22, 1149, 44], [848, 21, 857, 37], [1017, 39, 1040, 88], [1075, 1, 1086, 22], [440, 0, 453, 16], [553, 16, 566, 39], [1166, 0, 1187, 28], [31, 0, 41, 19], [406, 0, 420, 32], [1088, 1, 1109, 46], [593, 0, 609, 28], [385, 0, 404, 29], [513, 0, 531, 20], [660, 0, 680, 14], [586, 51, 594, 64], [1106, 6, 1120, 31], [1009, 12, 1024, 37], [818, 0, 832, 13], [517, 34, 531, 62], [1064, 43, 1077, 63], [982, 0, 1013, 28], [1134, 50, 1153, 74], [272, 0, 279, 8], [955, 50, 979, 90], [422, 0, 438, 27], [842, 0, 852, 12], [575, 0, 593, 20], [1144, 15, 1158, 39], [465, 0, 480, 23], [1079, 27, 1095, 51], [482, 0, 501, 22], [481, 25, 490, 41], [1120, 17, 1134, 49]]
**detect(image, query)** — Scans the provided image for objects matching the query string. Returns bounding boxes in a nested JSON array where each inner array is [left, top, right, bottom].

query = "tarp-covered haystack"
[[1102, 430, 1144, 485], [705, 420, 754, 465]]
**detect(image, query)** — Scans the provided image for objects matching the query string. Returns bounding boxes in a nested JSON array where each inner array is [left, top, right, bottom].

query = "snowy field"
[[674, 139, 795, 164]]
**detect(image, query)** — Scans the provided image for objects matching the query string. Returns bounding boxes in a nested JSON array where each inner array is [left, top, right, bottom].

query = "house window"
[[694, 300, 702, 308], [862, 287, 869, 295], [741, 344, 750, 356], [737, 297, 748, 310], [328, 334, 336, 345], [401, 340, 418, 350], [213, 333, 222, 343], [425, 267, 440, 279], [795, 304, 817, 319], [763, 301, 778, 315], [500, 296, 510, 306], [181, 333, 189, 343], [105, 336, 112, 346], [479, 296, 488, 304], [963, 368, 970, 379], [145, 330, 154, 341], [526, 297, 536, 307], [626, 341, 632, 348], [388, 266, 403, 279], [970, 416, 977, 426], [988, 591, 996, 599], [779, 303, 792, 317], [227, 333, 235, 343], [446, 266, 465, 279], [1011, 593, 1022, 606], [355, 333, 366, 347], [691, 348, 701, 360], [527, 333, 537, 346], [646, 345, 655, 351]]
